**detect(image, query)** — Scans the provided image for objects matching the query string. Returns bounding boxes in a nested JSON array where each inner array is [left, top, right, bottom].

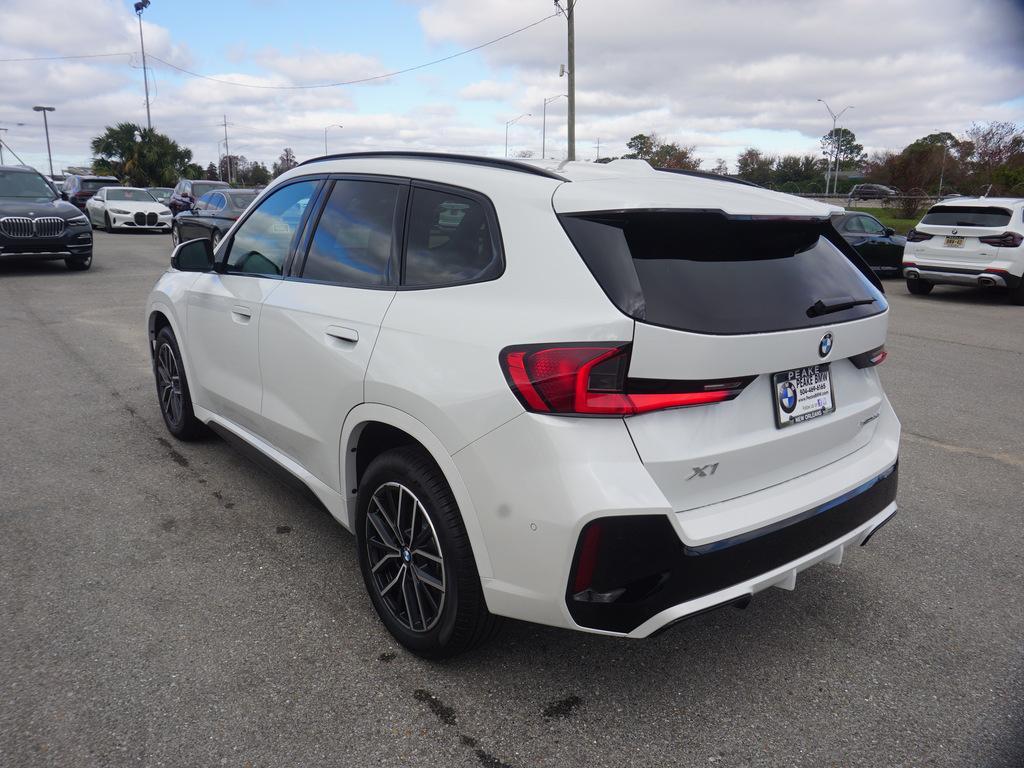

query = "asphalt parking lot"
[[1, 231, 1022, 767]]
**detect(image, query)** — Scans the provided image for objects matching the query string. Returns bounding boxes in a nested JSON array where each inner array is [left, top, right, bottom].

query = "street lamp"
[[504, 113, 531, 158], [134, 0, 152, 130], [817, 99, 853, 196], [32, 106, 55, 178], [324, 123, 343, 155], [542, 94, 566, 159]]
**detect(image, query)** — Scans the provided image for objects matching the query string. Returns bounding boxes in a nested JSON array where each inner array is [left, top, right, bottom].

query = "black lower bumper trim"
[[566, 464, 899, 634]]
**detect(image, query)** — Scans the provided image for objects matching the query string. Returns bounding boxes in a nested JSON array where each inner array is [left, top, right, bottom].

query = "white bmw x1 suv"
[[146, 152, 900, 658]]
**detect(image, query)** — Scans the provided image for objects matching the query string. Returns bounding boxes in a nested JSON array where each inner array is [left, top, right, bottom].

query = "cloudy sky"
[[1, 0, 1022, 175]]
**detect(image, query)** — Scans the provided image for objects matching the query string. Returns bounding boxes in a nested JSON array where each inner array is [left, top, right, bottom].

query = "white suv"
[[146, 153, 901, 657], [903, 197, 1024, 304]]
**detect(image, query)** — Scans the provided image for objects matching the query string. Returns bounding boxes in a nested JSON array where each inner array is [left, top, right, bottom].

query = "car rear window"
[[559, 211, 886, 335], [81, 179, 115, 191], [920, 206, 1012, 228]]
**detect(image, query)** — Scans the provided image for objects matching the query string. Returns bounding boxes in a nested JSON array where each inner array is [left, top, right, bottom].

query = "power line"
[[145, 12, 558, 90], [0, 51, 131, 63]]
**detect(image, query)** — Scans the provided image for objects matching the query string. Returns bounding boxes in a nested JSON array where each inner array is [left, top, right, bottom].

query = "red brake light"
[[906, 229, 933, 242], [500, 343, 751, 416], [978, 232, 1023, 248]]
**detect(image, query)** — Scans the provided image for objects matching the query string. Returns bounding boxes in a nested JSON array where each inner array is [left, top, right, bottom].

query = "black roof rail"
[[656, 167, 764, 189], [298, 151, 568, 181]]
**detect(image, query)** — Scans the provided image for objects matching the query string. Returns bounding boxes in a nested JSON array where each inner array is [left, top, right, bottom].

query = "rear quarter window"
[[559, 211, 886, 335]]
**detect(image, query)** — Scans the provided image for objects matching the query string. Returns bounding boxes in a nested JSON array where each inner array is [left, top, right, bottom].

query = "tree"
[[622, 132, 700, 169], [820, 127, 865, 170], [205, 162, 219, 180], [711, 158, 729, 175], [735, 148, 775, 186], [512, 149, 535, 159], [962, 122, 1024, 191], [272, 147, 298, 177], [240, 161, 272, 187], [218, 154, 245, 184], [183, 163, 204, 180], [90, 123, 195, 186]]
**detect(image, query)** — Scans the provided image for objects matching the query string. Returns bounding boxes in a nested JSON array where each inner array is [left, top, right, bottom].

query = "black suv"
[[0, 166, 93, 270], [168, 178, 230, 215], [64, 173, 120, 211]]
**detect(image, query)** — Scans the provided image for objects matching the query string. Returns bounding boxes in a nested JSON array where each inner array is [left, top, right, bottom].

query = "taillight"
[[906, 229, 933, 242], [851, 345, 888, 368], [979, 231, 1023, 248], [499, 343, 753, 416]]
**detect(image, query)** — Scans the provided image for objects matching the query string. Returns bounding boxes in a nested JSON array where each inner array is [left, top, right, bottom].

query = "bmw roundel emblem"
[[778, 381, 798, 414], [818, 333, 833, 358]]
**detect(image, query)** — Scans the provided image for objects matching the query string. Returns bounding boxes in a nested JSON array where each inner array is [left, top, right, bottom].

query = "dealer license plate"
[[772, 364, 835, 428], [944, 236, 964, 248]]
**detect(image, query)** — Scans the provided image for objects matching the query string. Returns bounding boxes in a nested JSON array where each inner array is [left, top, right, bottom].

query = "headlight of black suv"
[[67, 215, 89, 226]]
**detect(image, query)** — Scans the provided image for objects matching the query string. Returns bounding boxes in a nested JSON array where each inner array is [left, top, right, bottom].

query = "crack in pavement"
[[903, 430, 1024, 471]]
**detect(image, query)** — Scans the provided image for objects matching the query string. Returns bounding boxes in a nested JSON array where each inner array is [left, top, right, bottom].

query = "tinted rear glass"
[[226, 192, 257, 210], [193, 182, 227, 198], [81, 179, 116, 191], [559, 212, 885, 335], [921, 206, 1012, 227]]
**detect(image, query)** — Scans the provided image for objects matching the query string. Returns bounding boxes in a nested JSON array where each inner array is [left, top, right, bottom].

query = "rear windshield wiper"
[[806, 296, 876, 317]]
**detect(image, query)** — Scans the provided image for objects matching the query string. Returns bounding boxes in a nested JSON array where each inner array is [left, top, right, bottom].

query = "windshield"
[[81, 179, 116, 192], [560, 211, 886, 335], [0, 170, 56, 199], [148, 188, 172, 197], [107, 188, 157, 202], [193, 182, 227, 198], [921, 205, 1012, 228]]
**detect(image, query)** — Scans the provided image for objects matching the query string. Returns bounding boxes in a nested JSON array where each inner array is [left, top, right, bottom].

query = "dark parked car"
[[834, 211, 906, 273], [0, 165, 93, 270], [64, 173, 120, 211], [171, 188, 258, 249], [847, 183, 900, 202], [167, 178, 230, 215]]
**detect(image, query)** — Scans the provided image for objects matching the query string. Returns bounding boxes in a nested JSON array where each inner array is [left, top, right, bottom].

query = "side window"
[[860, 216, 886, 235], [194, 192, 213, 212], [842, 216, 865, 233], [404, 187, 500, 287], [225, 179, 318, 277], [301, 179, 399, 287], [210, 193, 227, 212]]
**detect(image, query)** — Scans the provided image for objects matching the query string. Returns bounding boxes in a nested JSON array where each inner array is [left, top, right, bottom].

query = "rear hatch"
[[557, 202, 889, 514], [910, 204, 1013, 266]]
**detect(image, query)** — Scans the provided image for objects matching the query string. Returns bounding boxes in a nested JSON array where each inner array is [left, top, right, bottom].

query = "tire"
[[170, 224, 180, 248], [65, 252, 92, 271], [104, 214, 113, 234], [1009, 278, 1024, 306], [356, 446, 500, 658], [152, 326, 205, 441], [906, 278, 933, 295]]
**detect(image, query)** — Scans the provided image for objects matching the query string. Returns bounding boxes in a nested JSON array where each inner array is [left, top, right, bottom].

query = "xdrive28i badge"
[[818, 332, 834, 358]]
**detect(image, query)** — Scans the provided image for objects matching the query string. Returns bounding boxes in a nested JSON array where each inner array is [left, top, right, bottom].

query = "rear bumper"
[[904, 264, 1022, 289], [567, 465, 897, 635]]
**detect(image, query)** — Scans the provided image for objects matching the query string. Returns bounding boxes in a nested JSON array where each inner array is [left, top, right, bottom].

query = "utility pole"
[[557, 1, 577, 161], [32, 106, 55, 178], [134, 1, 153, 130], [594, 138, 601, 160], [0, 128, 6, 164], [221, 115, 231, 185]]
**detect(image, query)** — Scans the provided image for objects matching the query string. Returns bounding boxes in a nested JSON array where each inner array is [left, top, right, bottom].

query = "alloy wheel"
[[156, 342, 184, 427], [365, 482, 446, 633]]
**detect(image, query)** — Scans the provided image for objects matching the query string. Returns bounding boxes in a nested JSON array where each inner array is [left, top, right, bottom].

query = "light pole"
[[32, 106, 55, 178], [134, 1, 152, 131], [817, 99, 853, 196], [0, 127, 6, 165], [935, 132, 948, 197], [324, 124, 343, 155], [542, 94, 566, 159], [504, 113, 531, 158]]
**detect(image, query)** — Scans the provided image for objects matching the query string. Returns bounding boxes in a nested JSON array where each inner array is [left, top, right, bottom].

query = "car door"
[[203, 193, 228, 239], [854, 214, 900, 268], [185, 178, 322, 434], [184, 193, 214, 241], [258, 176, 406, 489]]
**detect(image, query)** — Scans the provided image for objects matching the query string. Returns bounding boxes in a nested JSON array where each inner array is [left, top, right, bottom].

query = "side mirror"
[[171, 238, 215, 272], [884, 227, 895, 236], [60, 191, 69, 201]]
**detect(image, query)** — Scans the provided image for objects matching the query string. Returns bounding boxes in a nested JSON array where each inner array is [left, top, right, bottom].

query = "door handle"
[[325, 325, 359, 344], [231, 305, 253, 322]]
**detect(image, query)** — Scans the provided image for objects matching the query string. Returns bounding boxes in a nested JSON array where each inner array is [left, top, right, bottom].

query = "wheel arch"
[[341, 403, 493, 579]]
